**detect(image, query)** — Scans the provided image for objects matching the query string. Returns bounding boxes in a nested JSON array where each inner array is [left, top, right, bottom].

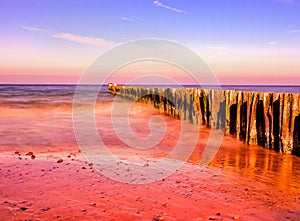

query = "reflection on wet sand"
[[211, 135, 300, 193]]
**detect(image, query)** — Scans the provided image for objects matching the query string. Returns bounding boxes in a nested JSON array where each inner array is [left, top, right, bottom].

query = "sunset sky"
[[1, 0, 300, 84]]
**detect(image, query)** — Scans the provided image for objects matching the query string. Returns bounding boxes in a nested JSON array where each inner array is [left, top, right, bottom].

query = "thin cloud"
[[289, 29, 300, 33], [52, 32, 116, 47], [121, 16, 141, 23], [22, 26, 48, 33], [153, 1, 186, 14], [269, 41, 277, 45], [121, 17, 135, 22], [22, 25, 116, 47]]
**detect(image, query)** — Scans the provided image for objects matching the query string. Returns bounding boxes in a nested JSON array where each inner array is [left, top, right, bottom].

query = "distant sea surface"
[[0, 84, 299, 107]]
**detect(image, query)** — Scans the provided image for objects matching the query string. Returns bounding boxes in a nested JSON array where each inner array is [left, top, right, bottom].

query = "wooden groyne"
[[109, 85, 300, 156]]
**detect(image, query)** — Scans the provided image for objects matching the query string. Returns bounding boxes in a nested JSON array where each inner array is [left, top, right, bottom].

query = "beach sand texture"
[[0, 89, 300, 220]]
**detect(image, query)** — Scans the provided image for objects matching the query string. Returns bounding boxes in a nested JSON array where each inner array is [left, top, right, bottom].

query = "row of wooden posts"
[[111, 86, 300, 156]]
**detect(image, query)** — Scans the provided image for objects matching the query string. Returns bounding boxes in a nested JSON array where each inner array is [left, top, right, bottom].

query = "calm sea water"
[[0, 84, 299, 107], [0, 85, 110, 106]]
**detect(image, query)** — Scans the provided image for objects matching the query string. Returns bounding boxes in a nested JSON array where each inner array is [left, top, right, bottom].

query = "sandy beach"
[[0, 98, 299, 220], [0, 149, 299, 221]]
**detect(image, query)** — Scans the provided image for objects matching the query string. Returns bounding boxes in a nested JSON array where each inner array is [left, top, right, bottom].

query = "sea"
[[0, 84, 300, 192], [0, 84, 299, 107]]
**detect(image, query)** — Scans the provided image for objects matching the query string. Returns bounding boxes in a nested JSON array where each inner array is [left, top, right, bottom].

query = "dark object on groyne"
[[109, 85, 300, 156], [108, 83, 121, 95]]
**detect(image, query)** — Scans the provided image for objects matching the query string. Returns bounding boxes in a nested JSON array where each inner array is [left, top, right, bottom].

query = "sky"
[[0, 0, 300, 85]]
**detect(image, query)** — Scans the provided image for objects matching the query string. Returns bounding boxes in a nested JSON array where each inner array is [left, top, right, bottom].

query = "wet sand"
[[0, 101, 300, 220]]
